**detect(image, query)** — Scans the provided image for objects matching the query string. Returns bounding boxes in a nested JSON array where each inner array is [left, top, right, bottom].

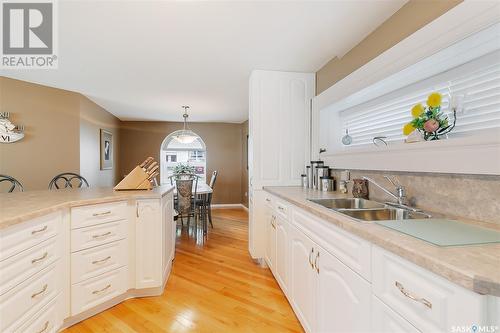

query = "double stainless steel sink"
[[307, 198, 431, 222]]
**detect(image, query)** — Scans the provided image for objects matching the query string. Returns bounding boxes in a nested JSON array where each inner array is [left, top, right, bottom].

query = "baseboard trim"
[[212, 203, 247, 210]]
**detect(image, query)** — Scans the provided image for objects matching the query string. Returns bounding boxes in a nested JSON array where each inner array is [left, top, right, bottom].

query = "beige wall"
[[79, 96, 121, 187], [316, 0, 462, 94], [0, 77, 80, 190], [120, 121, 244, 204], [241, 120, 249, 207]]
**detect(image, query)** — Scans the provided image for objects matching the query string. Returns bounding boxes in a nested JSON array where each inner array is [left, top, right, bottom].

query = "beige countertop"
[[0, 185, 175, 230], [264, 186, 500, 297]]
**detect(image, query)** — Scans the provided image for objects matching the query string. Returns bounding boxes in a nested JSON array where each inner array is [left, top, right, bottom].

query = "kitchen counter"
[[0, 185, 175, 230], [264, 186, 500, 296]]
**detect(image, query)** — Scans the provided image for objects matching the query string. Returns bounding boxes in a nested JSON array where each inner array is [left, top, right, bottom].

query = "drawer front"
[[71, 239, 128, 284], [274, 199, 290, 220], [71, 266, 128, 315], [71, 220, 128, 252], [372, 246, 486, 332], [264, 194, 274, 208], [71, 201, 128, 229], [292, 208, 371, 281], [0, 237, 60, 295], [0, 262, 60, 332], [0, 212, 61, 261], [15, 294, 62, 333], [371, 295, 420, 333]]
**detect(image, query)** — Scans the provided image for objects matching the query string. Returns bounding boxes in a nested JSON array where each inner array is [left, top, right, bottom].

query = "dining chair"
[[175, 175, 198, 228], [206, 171, 218, 228], [0, 174, 24, 193], [49, 173, 89, 189]]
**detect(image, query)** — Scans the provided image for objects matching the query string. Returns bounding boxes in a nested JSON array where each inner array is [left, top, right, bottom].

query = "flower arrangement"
[[173, 163, 195, 176], [403, 92, 456, 141]]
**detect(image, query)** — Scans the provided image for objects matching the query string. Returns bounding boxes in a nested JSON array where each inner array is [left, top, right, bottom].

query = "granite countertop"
[[0, 185, 175, 230], [264, 186, 500, 296]]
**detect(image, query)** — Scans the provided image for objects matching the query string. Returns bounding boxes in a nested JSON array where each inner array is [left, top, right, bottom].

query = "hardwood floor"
[[64, 208, 304, 333]]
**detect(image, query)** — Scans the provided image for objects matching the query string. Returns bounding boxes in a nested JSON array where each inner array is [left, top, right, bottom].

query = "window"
[[341, 50, 500, 147], [160, 134, 207, 184]]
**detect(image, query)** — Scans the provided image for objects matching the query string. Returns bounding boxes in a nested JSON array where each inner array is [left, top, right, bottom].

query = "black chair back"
[[49, 173, 89, 190], [0, 175, 23, 192]]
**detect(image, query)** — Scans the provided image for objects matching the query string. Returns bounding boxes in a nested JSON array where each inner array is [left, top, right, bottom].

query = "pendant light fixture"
[[172, 106, 199, 144]]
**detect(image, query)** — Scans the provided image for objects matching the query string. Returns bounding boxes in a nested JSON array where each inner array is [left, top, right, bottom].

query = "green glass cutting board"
[[375, 219, 500, 247]]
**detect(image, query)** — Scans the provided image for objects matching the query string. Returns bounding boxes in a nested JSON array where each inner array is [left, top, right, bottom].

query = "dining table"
[[173, 181, 213, 235]]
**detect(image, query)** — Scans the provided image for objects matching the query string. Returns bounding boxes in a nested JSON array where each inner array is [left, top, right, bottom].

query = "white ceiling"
[[2, 1, 406, 123]]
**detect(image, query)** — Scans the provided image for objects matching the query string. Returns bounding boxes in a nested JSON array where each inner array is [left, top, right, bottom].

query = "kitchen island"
[[0, 186, 175, 332]]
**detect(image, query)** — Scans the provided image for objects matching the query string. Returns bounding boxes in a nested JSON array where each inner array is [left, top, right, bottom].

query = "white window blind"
[[341, 51, 500, 147]]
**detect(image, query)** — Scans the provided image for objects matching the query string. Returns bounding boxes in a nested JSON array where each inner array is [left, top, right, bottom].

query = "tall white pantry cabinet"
[[248, 70, 315, 259]]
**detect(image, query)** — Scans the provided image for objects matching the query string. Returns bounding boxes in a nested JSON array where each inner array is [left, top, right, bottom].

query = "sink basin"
[[308, 198, 386, 210], [340, 208, 432, 221]]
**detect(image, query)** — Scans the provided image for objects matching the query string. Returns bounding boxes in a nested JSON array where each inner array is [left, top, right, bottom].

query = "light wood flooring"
[[63, 208, 304, 333]]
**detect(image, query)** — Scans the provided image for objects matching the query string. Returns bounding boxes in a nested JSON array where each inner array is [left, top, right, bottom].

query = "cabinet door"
[[289, 224, 316, 333], [371, 295, 420, 333], [315, 246, 371, 333], [275, 215, 289, 294], [162, 193, 174, 281], [135, 199, 161, 289]]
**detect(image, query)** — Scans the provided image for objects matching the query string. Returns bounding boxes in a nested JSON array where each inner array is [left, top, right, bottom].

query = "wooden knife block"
[[114, 166, 153, 191]]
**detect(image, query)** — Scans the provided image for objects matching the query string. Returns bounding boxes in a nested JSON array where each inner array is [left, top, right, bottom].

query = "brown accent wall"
[[79, 96, 121, 187], [316, 0, 462, 94], [0, 77, 80, 190], [120, 121, 244, 204], [241, 120, 249, 207]]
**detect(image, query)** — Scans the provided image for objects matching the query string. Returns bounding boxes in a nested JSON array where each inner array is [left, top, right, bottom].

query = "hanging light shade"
[[172, 106, 199, 144]]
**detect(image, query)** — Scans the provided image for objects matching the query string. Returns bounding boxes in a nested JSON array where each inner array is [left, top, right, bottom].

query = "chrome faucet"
[[362, 176, 407, 205]]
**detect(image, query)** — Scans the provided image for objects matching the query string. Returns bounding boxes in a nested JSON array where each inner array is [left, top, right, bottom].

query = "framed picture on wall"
[[100, 129, 113, 170]]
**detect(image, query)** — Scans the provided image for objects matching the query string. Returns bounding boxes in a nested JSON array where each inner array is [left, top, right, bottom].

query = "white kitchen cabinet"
[[248, 70, 314, 259], [289, 224, 316, 333], [135, 199, 162, 289], [371, 295, 420, 333], [275, 215, 289, 294], [162, 193, 175, 282], [266, 212, 276, 271], [315, 244, 371, 333]]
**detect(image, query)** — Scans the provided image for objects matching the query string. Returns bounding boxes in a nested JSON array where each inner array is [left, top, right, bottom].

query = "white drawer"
[[71, 239, 128, 284], [292, 208, 372, 281], [0, 212, 61, 262], [0, 262, 60, 332], [71, 220, 128, 252], [274, 199, 290, 220], [264, 194, 274, 208], [71, 201, 128, 229], [371, 295, 420, 333], [372, 246, 487, 332], [0, 237, 60, 295], [15, 294, 62, 333], [71, 266, 128, 315]]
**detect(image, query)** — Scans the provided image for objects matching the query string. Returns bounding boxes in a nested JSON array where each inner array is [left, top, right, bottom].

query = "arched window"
[[160, 133, 207, 185]]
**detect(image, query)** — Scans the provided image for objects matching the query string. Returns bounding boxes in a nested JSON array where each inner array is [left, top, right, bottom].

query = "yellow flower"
[[403, 123, 415, 136], [427, 92, 442, 108], [411, 104, 424, 118]]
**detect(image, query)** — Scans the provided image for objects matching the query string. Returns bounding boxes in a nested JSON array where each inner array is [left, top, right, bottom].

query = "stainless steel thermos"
[[310, 161, 324, 189]]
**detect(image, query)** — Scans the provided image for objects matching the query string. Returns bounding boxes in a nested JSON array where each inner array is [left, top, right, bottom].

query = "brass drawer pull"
[[32, 226, 48, 235], [278, 206, 285, 211], [265, 198, 271, 202], [314, 251, 320, 274], [308, 248, 314, 269], [36, 321, 50, 333], [31, 252, 48, 264], [93, 211, 111, 217], [395, 281, 432, 309], [92, 256, 111, 265], [31, 284, 48, 298], [92, 231, 112, 239], [92, 284, 111, 295]]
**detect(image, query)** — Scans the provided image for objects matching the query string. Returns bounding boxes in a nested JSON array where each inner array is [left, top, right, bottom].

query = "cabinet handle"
[[92, 231, 112, 239], [93, 210, 111, 217], [92, 256, 111, 265], [31, 284, 48, 298], [136, 203, 139, 218], [308, 248, 314, 268], [277, 206, 285, 211], [265, 198, 271, 202], [36, 321, 50, 333], [395, 281, 432, 309], [31, 225, 48, 235], [31, 252, 48, 264], [314, 251, 320, 274], [92, 284, 111, 295]]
